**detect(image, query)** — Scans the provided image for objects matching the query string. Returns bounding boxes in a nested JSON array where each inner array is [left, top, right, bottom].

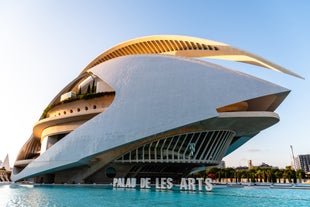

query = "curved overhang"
[[33, 112, 98, 138], [11, 111, 280, 182], [82, 35, 303, 79]]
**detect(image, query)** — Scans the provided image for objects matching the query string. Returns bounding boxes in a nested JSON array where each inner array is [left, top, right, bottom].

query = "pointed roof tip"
[[1, 153, 11, 171]]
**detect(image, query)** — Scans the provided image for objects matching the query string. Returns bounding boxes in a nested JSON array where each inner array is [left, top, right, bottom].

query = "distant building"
[[295, 154, 310, 173], [248, 160, 253, 169], [0, 154, 11, 182], [258, 162, 273, 168], [0, 154, 10, 171], [235, 166, 248, 170], [217, 161, 226, 169], [240, 161, 273, 170]]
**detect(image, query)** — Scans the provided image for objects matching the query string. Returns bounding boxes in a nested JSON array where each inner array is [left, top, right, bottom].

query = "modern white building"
[[11, 35, 302, 184]]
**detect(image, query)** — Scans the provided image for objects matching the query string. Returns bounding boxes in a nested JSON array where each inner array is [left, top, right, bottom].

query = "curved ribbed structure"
[[11, 35, 300, 184], [83, 35, 303, 79]]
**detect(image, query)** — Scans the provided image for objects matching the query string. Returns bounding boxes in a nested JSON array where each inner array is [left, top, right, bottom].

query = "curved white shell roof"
[[12, 54, 290, 181]]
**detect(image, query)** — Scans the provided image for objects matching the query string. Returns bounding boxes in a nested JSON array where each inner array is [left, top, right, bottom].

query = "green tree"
[[270, 168, 278, 183], [223, 168, 235, 182], [256, 168, 263, 182], [234, 169, 248, 182], [283, 166, 295, 183], [274, 169, 283, 183], [204, 167, 219, 181], [296, 169, 305, 183], [216, 169, 224, 183], [248, 168, 257, 183], [239, 169, 249, 183]]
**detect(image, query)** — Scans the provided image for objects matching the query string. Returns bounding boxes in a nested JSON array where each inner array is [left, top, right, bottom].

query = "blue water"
[[0, 184, 310, 207]]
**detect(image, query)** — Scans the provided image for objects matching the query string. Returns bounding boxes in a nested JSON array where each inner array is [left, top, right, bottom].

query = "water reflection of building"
[[11, 35, 302, 184]]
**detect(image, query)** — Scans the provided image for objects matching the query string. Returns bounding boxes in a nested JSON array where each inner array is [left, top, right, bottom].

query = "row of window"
[[54, 105, 98, 117]]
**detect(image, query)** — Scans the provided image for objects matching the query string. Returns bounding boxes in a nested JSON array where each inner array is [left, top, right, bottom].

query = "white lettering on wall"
[[113, 178, 136, 188], [140, 178, 151, 189], [155, 177, 174, 190], [205, 178, 213, 192], [113, 177, 213, 192]]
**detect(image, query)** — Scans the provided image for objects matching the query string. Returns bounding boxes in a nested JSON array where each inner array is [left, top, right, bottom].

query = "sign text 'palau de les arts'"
[[113, 177, 213, 192]]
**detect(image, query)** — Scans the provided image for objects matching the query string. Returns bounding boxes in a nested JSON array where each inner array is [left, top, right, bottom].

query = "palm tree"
[[283, 166, 295, 183], [248, 168, 257, 183], [234, 170, 242, 183], [296, 169, 305, 183], [256, 168, 263, 183], [216, 169, 224, 183], [204, 167, 219, 181], [270, 168, 278, 183], [266, 168, 272, 183], [239, 169, 249, 183]]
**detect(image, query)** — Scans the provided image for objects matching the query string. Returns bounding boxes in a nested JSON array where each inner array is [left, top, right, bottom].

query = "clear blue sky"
[[0, 0, 309, 168]]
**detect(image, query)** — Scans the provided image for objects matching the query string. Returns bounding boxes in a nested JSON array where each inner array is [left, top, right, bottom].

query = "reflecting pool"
[[0, 184, 310, 207]]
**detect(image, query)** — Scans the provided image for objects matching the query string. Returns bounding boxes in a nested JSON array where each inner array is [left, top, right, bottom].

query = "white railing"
[[114, 130, 235, 164]]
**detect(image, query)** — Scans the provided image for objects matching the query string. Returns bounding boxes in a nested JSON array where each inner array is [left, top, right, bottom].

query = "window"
[[105, 167, 116, 178]]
